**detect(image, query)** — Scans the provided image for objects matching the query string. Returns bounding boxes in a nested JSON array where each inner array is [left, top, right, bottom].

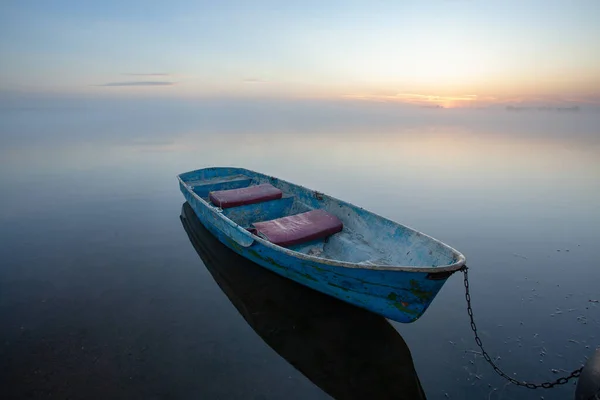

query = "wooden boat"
[[177, 167, 466, 323], [180, 202, 427, 400]]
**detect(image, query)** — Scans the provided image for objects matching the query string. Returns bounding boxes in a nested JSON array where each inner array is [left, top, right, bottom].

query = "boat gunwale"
[[177, 167, 467, 273]]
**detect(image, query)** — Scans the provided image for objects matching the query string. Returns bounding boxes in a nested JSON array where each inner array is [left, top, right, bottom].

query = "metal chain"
[[461, 266, 584, 389]]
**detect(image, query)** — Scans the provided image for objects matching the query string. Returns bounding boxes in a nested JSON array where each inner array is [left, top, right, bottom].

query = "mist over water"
[[1, 97, 599, 399]]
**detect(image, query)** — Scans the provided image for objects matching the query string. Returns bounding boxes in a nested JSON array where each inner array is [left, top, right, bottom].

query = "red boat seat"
[[251, 209, 343, 247], [209, 183, 283, 209]]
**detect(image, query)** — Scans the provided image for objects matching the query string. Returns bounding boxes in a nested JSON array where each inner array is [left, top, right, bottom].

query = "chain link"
[[461, 266, 584, 389]]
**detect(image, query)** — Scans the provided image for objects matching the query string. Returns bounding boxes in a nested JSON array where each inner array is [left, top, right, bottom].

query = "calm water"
[[1, 98, 599, 399]]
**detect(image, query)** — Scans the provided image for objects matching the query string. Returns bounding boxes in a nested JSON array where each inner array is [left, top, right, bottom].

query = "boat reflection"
[[180, 202, 427, 400]]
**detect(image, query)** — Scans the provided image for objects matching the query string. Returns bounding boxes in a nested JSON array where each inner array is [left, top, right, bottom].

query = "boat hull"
[[180, 202, 427, 399], [181, 184, 451, 323]]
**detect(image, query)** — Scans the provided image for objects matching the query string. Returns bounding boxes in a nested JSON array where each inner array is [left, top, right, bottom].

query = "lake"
[[1, 97, 599, 399]]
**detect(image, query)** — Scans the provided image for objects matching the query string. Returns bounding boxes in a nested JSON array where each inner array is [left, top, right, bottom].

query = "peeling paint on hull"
[[178, 167, 466, 323]]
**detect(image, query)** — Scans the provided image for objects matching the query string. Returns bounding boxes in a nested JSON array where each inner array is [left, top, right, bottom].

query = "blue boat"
[[180, 202, 427, 399], [177, 166, 466, 323]]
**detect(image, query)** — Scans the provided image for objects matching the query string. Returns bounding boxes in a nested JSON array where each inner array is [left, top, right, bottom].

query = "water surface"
[[1, 99, 599, 399]]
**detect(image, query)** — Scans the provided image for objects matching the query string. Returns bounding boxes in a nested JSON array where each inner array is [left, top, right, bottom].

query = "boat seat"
[[209, 183, 283, 209], [251, 209, 343, 247]]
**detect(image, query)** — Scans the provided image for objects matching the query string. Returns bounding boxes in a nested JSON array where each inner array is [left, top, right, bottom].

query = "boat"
[[177, 167, 466, 323], [180, 202, 427, 399]]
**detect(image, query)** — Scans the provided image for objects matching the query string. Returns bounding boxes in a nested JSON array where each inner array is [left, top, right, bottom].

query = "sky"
[[1, 0, 599, 108]]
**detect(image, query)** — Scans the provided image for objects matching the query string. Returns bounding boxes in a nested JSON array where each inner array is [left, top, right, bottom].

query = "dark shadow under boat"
[[180, 202, 427, 400]]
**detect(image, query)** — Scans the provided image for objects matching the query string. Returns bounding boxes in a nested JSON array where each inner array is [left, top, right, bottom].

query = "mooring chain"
[[460, 266, 585, 390]]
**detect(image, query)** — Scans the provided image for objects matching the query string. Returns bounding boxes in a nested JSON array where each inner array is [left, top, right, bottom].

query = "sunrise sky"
[[1, 0, 599, 108]]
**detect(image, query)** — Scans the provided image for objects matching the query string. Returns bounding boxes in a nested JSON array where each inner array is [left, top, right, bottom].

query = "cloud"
[[123, 73, 170, 76], [97, 81, 174, 87]]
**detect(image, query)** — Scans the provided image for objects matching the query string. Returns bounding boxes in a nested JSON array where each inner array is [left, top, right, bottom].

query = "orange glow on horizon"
[[342, 93, 493, 108], [40, 75, 600, 108], [341, 91, 600, 108]]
